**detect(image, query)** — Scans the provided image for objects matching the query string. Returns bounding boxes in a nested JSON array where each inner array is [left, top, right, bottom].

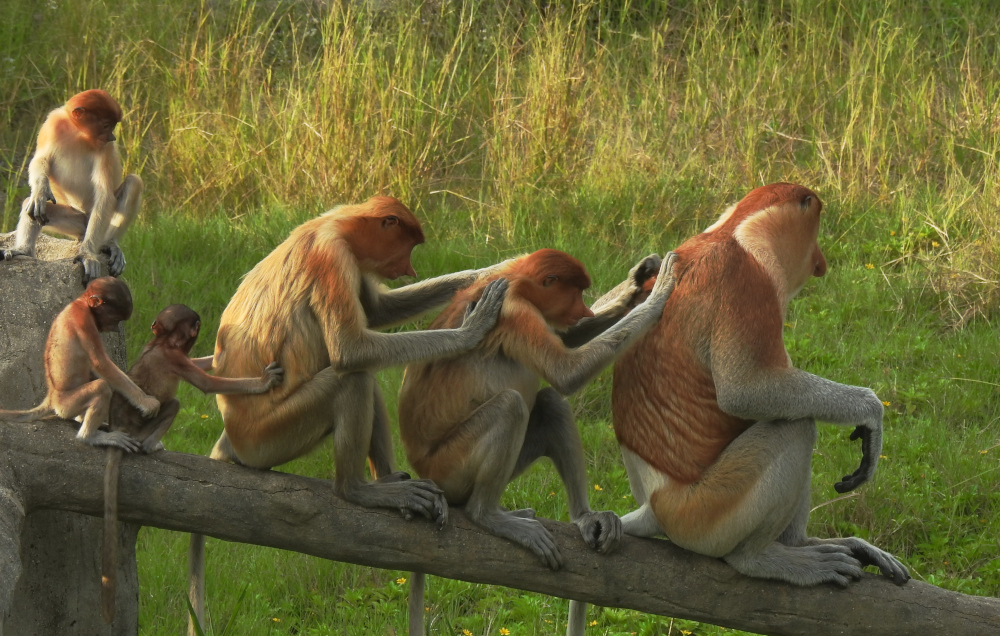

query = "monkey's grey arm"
[[561, 254, 662, 348], [361, 269, 483, 328], [714, 365, 884, 493], [339, 279, 508, 371], [546, 254, 676, 395]]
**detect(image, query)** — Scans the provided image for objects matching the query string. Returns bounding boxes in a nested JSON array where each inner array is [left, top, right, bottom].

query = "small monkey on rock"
[[399, 249, 676, 636], [612, 183, 910, 588], [1, 89, 142, 282], [0, 277, 158, 450], [101, 304, 283, 624]]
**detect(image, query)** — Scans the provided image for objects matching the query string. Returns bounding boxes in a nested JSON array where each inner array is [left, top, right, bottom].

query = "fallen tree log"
[[1, 421, 998, 636]]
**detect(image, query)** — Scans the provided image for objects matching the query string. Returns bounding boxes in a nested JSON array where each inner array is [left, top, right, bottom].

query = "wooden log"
[[2, 421, 998, 636]]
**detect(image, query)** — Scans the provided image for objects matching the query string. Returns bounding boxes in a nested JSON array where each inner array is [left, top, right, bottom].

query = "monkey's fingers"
[[74, 254, 103, 284], [103, 244, 126, 277], [630, 253, 662, 286]]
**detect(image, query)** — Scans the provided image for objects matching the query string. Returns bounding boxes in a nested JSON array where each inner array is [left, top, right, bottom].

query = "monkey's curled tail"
[[102, 447, 123, 624]]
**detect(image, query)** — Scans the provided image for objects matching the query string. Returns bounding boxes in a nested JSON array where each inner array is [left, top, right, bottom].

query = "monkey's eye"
[[542, 275, 558, 287], [382, 216, 399, 228]]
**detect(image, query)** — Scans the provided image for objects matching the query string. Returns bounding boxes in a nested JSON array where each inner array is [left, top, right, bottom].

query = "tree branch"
[[2, 420, 999, 636]]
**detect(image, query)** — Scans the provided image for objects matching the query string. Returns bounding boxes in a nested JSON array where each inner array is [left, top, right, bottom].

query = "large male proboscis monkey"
[[101, 304, 283, 624], [612, 183, 910, 587], [187, 196, 508, 636], [399, 249, 676, 636], [1, 89, 142, 282], [0, 277, 159, 450]]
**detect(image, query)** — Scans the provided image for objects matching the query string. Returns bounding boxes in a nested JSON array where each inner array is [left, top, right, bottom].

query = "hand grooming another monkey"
[[0, 277, 157, 450], [1, 89, 142, 282], [399, 250, 675, 636], [188, 196, 506, 635], [612, 183, 909, 588], [100, 304, 282, 624]]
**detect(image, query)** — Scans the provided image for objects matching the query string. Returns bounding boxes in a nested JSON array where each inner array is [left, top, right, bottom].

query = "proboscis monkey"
[[101, 304, 283, 624], [612, 183, 910, 587], [187, 196, 508, 636], [0, 277, 158, 450], [399, 250, 676, 636], [1, 89, 142, 282]]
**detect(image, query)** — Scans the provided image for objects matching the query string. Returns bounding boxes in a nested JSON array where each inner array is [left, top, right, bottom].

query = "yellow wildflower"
[[879, 455, 887, 459], [500, 629, 511, 635], [463, 630, 473, 636], [200, 414, 209, 419], [594, 484, 603, 491], [589, 620, 598, 626], [890, 230, 896, 236], [932, 241, 940, 248], [396, 577, 407, 584], [882, 401, 891, 406], [865, 263, 874, 270], [272, 617, 281, 622]]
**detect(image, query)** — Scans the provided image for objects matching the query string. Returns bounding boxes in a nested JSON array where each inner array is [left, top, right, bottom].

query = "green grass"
[[3, 0, 1000, 634]]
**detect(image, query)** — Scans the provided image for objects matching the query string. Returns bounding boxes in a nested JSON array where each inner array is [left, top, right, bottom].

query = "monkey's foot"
[[821, 537, 910, 585], [471, 512, 563, 570], [0, 248, 32, 261], [141, 439, 166, 454], [342, 478, 448, 529], [81, 431, 141, 453], [725, 542, 862, 588], [102, 243, 126, 277], [574, 510, 623, 554], [74, 253, 103, 284]]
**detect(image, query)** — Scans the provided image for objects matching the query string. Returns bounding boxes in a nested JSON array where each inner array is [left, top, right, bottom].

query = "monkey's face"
[[525, 278, 594, 329], [72, 108, 119, 145], [92, 301, 130, 332]]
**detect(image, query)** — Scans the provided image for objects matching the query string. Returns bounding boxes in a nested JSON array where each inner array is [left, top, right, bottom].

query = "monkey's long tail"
[[188, 533, 206, 636], [0, 404, 57, 422], [101, 447, 123, 625], [407, 571, 425, 636]]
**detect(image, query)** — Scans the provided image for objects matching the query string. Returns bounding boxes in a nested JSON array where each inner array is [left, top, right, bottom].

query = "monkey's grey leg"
[[368, 382, 406, 481], [671, 419, 864, 587], [188, 533, 206, 636], [56, 380, 140, 453], [2, 199, 44, 259], [515, 387, 622, 554], [783, 472, 910, 585], [430, 389, 562, 570], [137, 399, 181, 453], [43, 204, 88, 239], [566, 599, 588, 636], [333, 373, 447, 527], [104, 175, 143, 276]]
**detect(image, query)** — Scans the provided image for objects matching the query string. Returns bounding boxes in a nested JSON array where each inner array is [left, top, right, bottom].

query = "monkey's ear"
[[151, 321, 164, 337], [801, 195, 813, 208], [87, 295, 104, 308], [381, 216, 399, 229], [72, 107, 87, 120], [190, 321, 201, 339]]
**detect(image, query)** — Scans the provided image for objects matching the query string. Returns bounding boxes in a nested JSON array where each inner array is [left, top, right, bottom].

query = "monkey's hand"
[[459, 278, 509, 341], [25, 185, 54, 225], [74, 251, 104, 284], [574, 510, 623, 554], [625, 253, 662, 307], [135, 394, 161, 419], [645, 251, 678, 306], [260, 362, 285, 390], [102, 242, 126, 277], [834, 399, 883, 493]]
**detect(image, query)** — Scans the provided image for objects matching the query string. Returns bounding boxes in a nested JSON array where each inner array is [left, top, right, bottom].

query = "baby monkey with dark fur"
[[101, 304, 283, 624]]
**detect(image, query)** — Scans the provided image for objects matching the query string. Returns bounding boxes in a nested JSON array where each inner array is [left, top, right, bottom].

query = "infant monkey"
[[101, 304, 283, 624]]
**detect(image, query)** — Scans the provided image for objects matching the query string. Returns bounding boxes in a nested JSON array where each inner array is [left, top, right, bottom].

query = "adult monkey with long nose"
[[187, 196, 508, 635], [612, 183, 910, 587]]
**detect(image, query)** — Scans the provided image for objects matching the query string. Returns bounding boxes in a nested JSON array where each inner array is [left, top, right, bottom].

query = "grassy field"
[[2, 0, 1000, 634]]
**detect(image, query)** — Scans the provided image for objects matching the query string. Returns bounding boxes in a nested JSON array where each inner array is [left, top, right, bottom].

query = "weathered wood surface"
[[2, 421, 998, 636]]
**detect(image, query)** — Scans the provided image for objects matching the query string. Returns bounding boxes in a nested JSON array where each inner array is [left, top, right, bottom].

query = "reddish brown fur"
[[613, 183, 823, 485], [66, 89, 123, 148], [401, 249, 594, 488]]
